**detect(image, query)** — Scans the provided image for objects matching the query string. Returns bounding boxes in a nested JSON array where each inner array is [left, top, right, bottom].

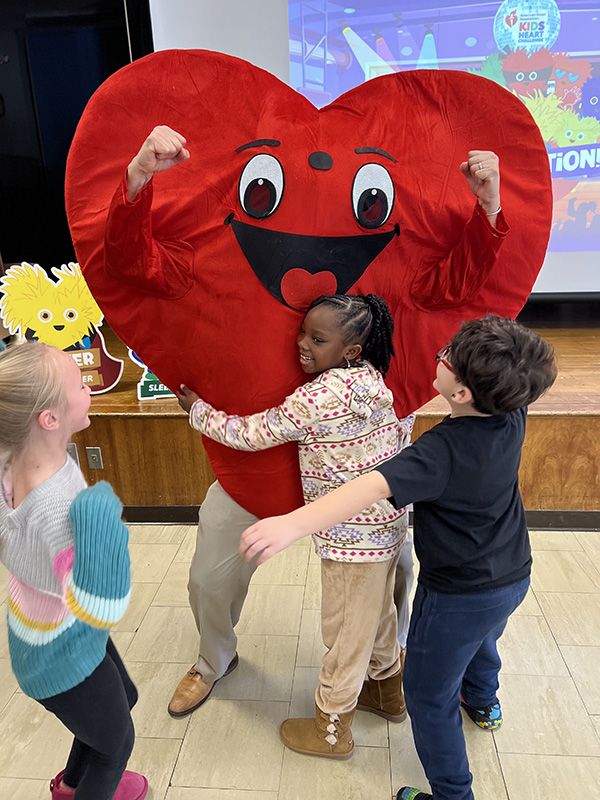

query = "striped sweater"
[[191, 362, 415, 563], [0, 457, 130, 699]]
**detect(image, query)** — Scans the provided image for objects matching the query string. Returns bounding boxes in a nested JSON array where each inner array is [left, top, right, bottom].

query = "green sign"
[[136, 368, 176, 401]]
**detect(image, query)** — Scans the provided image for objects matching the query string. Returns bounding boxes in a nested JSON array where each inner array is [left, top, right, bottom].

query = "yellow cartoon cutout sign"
[[0, 262, 123, 393]]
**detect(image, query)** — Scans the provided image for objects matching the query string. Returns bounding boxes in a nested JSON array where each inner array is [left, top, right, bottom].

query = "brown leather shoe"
[[167, 653, 239, 718]]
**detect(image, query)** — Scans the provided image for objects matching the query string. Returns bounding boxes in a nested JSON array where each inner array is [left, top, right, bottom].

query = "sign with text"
[[128, 349, 176, 401], [547, 142, 600, 179], [0, 262, 123, 393]]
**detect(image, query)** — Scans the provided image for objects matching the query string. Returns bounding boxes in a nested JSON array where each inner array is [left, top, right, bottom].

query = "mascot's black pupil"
[[244, 179, 276, 218], [358, 189, 387, 228], [364, 195, 382, 221]]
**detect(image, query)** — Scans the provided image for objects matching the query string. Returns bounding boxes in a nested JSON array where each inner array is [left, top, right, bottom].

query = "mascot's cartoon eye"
[[64, 308, 78, 321], [352, 163, 394, 229], [516, 72, 525, 82], [38, 309, 53, 323], [565, 129, 573, 138], [239, 154, 284, 219], [591, 96, 598, 106], [576, 132, 585, 141], [528, 71, 538, 81]]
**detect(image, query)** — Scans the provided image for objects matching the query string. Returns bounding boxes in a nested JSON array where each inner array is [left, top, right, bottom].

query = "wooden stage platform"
[[72, 317, 600, 524]]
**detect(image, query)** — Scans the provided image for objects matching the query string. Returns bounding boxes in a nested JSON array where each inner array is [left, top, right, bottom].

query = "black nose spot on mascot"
[[308, 151, 333, 170]]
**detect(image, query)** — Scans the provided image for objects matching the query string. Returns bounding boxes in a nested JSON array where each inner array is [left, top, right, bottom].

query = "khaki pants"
[[316, 553, 401, 715], [188, 481, 259, 682], [188, 482, 411, 693]]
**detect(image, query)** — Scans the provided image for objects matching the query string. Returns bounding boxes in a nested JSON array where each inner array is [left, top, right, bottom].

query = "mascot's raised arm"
[[65, 49, 551, 519]]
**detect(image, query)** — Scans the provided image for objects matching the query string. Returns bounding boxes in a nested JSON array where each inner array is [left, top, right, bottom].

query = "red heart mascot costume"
[[65, 50, 551, 730]]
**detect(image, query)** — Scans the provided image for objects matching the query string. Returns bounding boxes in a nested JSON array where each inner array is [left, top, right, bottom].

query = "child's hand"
[[240, 516, 306, 565], [459, 150, 500, 215], [177, 384, 200, 413]]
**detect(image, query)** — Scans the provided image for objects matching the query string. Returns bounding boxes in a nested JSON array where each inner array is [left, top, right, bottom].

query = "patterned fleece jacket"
[[190, 361, 415, 563]]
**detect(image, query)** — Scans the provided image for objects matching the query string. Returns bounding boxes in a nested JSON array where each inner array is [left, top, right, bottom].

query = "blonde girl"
[[0, 342, 147, 800]]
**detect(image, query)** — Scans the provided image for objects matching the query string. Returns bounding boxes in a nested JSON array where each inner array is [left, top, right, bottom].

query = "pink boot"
[[112, 771, 148, 800], [50, 768, 148, 799], [49, 771, 74, 799]]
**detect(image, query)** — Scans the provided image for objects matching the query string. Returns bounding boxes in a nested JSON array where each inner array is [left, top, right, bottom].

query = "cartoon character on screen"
[[502, 48, 554, 98], [551, 53, 592, 112], [554, 109, 600, 147], [0, 262, 123, 393], [522, 92, 562, 144], [581, 76, 600, 122], [65, 50, 552, 723], [523, 92, 600, 147]]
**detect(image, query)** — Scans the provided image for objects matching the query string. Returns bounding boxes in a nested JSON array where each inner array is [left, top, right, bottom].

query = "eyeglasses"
[[435, 345, 456, 376]]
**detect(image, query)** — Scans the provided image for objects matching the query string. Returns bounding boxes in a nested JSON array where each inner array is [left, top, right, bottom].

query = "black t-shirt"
[[376, 408, 531, 593]]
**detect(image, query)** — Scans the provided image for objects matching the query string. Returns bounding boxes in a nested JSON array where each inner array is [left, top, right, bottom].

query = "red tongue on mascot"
[[281, 270, 338, 308], [65, 49, 551, 519]]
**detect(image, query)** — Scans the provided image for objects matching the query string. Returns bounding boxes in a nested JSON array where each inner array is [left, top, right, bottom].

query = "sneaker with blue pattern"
[[396, 788, 433, 800], [460, 695, 503, 730]]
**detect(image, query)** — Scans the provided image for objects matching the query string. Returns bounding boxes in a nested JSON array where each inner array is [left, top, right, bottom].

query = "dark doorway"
[[0, 0, 153, 267]]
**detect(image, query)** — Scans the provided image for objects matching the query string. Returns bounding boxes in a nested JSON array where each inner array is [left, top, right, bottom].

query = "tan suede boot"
[[279, 704, 355, 759], [357, 650, 407, 722]]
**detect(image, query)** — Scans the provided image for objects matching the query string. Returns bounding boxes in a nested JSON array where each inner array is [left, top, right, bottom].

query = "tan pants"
[[188, 481, 259, 682], [316, 554, 401, 715], [188, 481, 409, 693]]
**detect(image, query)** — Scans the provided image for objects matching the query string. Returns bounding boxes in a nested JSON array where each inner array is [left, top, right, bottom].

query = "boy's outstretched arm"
[[240, 470, 392, 564]]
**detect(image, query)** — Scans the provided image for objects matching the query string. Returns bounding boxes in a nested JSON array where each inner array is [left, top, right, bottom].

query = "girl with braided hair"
[[177, 293, 415, 759]]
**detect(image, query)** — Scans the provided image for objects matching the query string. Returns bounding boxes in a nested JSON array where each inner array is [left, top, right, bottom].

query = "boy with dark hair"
[[239, 315, 557, 800]]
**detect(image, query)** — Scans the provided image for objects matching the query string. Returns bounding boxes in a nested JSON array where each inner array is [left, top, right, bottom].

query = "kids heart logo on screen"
[[495, 0, 560, 53]]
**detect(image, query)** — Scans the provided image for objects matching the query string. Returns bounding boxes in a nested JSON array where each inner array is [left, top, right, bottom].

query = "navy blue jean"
[[403, 577, 530, 800], [39, 638, 138, 800]]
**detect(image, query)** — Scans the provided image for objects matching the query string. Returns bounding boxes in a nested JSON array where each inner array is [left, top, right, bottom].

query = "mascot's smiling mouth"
[[227, 216, 399, 310]]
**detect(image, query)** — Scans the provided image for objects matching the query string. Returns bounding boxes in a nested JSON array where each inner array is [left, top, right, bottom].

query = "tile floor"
[[1, 526, 600, 799]]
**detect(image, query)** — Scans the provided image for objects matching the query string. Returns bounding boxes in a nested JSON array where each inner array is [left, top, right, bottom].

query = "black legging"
[[39, 638, 138, 800]]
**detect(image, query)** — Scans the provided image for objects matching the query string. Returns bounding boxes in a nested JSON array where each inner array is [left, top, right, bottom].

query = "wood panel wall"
[[71, 326, 599, 513], [72, 410, 599, 511], [412, 413, 600, 511], [72, 417, 214, 506]]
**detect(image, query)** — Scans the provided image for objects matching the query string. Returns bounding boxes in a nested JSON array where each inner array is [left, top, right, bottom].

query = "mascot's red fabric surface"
[[65, 50, 551, 519]]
